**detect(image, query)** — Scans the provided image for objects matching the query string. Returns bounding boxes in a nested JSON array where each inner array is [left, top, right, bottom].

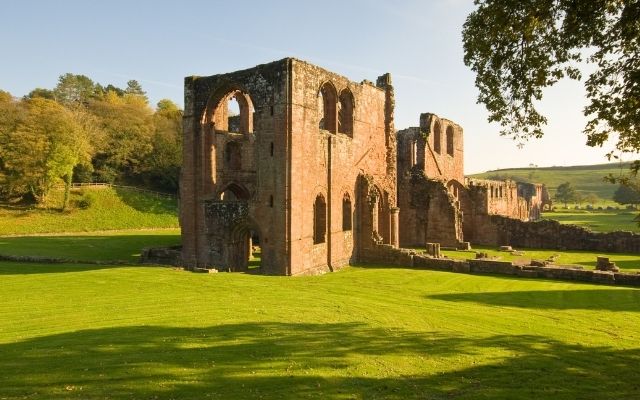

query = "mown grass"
[[441, 245, 640, 271], [1, 263, 639, 399], [543, 209, 639, 233], [0, 186, 178, 235], [0, 229, 181, 262], [468, 162, 630, 199]]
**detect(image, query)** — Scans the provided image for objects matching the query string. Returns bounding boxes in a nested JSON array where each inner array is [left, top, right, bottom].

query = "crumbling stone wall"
[[181, 58, 397, 275], [397, 170, 464, 248], [397, 112, 551, 248], [396, 114, 464, 184], [473, 215, 640, 253]]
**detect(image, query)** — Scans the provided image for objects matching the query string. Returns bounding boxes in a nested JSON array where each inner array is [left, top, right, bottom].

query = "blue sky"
[[0, 0, 623, 173]]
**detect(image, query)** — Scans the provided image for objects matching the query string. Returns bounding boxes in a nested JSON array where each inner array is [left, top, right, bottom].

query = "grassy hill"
[[468, 162, 633, 200], [0, 186, 179, 235]]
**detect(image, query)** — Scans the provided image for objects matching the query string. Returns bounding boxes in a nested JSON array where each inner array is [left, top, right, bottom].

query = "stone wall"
[[181, 58, 398, 275], [396, 113, 549, 249], [473, 215, 640, 253], [361, 245, 640, 286], [397, 171, 463, 248]]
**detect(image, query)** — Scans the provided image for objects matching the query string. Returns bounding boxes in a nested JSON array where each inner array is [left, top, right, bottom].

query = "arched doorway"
[[227, 222, 263, 273]]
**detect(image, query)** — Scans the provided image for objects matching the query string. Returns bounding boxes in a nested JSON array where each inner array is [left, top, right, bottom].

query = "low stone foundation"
[[361, 245, 640, 287], [140, 246, 182, 266]]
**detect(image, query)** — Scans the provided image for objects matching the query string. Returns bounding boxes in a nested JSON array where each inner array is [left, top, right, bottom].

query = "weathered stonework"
[[397, 113, 550, 248], [180, 58, 398, 275], [179, 58, 635, 277], [473, 215, 640, 253]]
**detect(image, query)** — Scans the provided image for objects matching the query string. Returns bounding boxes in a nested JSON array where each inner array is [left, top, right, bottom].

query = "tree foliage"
[[463, 0, 639, 155], [1, 98, 90, 205], [0, 75, 183, 206], [554, 181, 577, 207], [613, 184, 640, 207]]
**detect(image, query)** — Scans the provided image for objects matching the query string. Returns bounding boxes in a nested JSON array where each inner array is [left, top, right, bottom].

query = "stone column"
[[390, 207, 400, 248]]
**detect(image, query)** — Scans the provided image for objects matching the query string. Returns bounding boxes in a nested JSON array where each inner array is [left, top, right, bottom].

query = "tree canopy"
[[0, 75, 183, 207], [554, 182, 578, 207], [463, 0, 639, 156], [613, 184, 640, 207]]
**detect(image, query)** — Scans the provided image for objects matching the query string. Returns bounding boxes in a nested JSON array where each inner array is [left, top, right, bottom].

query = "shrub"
[[77, 192, 97, 209]]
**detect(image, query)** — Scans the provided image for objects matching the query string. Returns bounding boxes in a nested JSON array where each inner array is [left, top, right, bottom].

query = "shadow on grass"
[[428, 289, 640, 312], [1, 322, 638, 399], [0, 233, 181, 265], [114, 187, 177, 215], [0, 262, 134, 275]]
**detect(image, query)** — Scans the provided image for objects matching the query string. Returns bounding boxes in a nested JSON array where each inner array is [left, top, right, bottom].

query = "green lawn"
[[441, 245, 640, 271], [0, 186, 178, 235], [1, 263, 639, 399], [543, 209, 639, 233], [0, 229, 181, 262]]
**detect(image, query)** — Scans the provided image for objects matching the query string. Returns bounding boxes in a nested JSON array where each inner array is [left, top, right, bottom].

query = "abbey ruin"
[[180, 58, 551, 275]]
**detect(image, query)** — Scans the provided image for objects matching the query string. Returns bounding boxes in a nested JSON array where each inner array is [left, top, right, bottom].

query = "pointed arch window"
[[318, 82, 337, 133], [342, 193, 352, 231], [338, 89, 354, 137], [433, 121, 442, 154], [208, 89, 254, 135], [313, 194, 327, 244], [446, 125, 454, 156]]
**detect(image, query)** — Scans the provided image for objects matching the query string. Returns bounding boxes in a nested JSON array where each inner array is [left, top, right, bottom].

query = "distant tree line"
[[0, 74, 182, 207]]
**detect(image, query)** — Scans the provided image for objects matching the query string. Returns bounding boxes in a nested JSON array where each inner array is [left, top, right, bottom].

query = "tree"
[[463, 1, 640, 156], [88, 92, 154, 183], [613, 184, 640, 208], [25, 88, 55, 100], [53, 73, 97, 106], [554, 182, 577, 208], [0, 91, 26, 199], [585, 192, 600, 206], [124, 80, 148, 104], [142, 99, 183, 192], [2, 98, 90, 206]]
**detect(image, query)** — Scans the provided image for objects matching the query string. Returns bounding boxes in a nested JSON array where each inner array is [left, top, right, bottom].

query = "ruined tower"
[[180, 58, 398, 275]]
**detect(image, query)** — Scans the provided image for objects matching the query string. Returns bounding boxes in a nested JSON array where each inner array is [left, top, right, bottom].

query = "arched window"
[[342, 193, 352, 231], [209, 89, 254, 134], [446, 126, 454, 156], [410, 140, 418, 167], [313, 194, 327, 244], [219, 183, 250, 201], [338, 89, 354, 137], [318, 82, 337, 134], [227, 95, 241, 133], [433, 121, 442, 154]]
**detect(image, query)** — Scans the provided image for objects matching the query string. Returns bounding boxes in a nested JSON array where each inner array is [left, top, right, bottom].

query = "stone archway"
[[226, 221, 263, 273]]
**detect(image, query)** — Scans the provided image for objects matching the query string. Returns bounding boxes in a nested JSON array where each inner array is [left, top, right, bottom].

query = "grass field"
[[468, 162, 631, 199], [1, 185, 639, 398], [542, 209, 639, 233], [0, 186, 178, 235], [441, 245, 640, 271], [1, 263, 639, 399], [0, 229, 181, 262]]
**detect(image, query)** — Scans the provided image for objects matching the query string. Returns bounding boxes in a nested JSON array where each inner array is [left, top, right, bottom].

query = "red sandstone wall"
[[288, 60, 395, 275], [420, 114, 464, 184], [181, 60, 291, 273]]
